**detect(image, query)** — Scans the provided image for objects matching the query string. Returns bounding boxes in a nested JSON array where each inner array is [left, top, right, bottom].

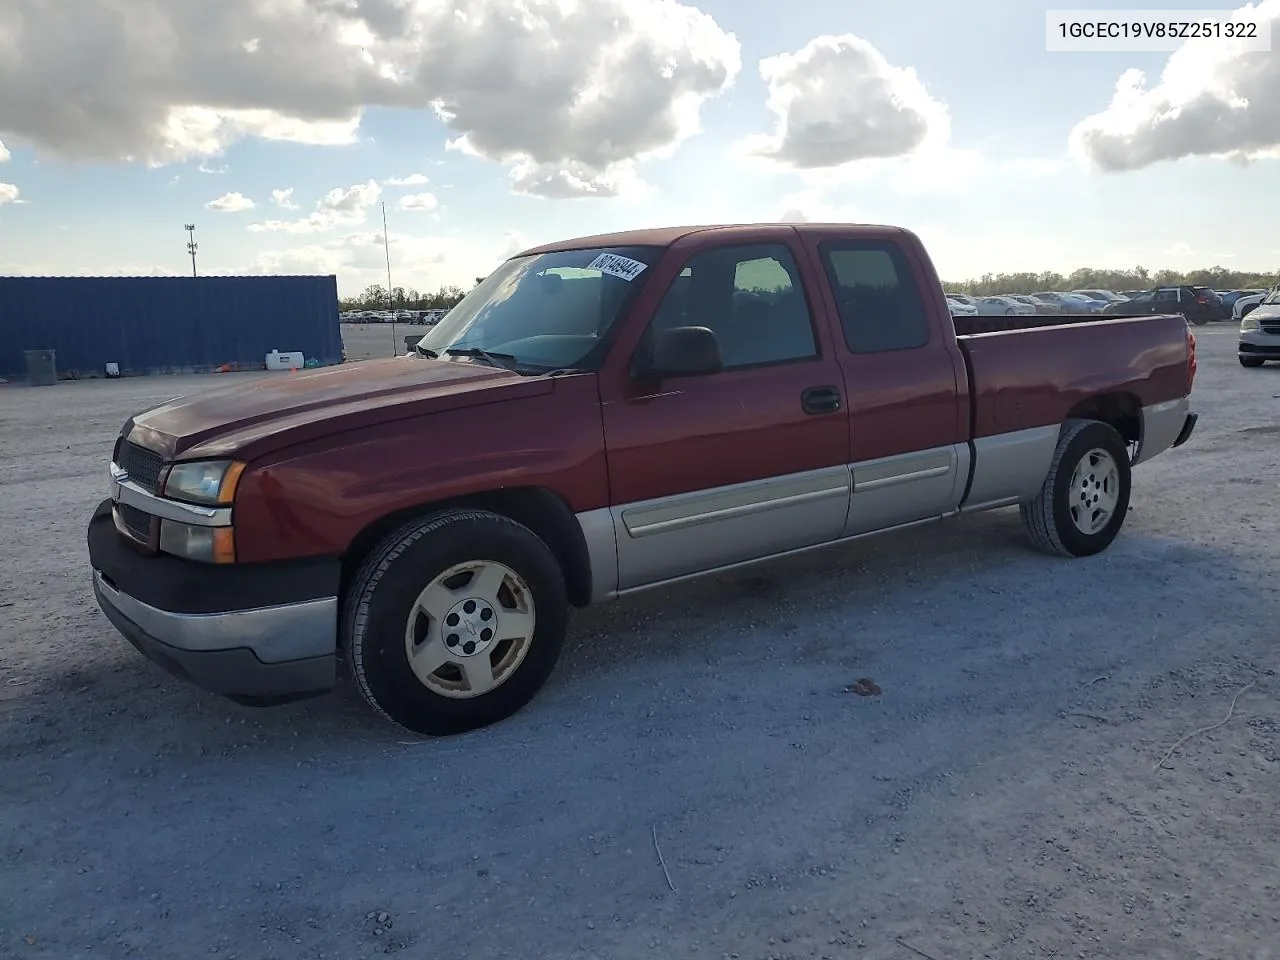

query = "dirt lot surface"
[[2, 328, 1277, 960]]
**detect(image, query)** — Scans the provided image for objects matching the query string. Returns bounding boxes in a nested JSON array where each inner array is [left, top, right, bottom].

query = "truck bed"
[[952, 312, 1192, 439]]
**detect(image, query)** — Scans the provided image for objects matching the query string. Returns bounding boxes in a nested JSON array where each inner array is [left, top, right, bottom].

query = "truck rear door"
[[597, 229, 851, 591], [796, 229, 970, 535]]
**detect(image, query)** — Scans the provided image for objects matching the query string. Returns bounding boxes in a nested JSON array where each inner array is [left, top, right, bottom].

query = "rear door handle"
[[801, 385, 842, 415]]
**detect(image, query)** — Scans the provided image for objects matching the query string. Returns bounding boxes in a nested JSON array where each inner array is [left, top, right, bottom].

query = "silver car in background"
[[1238, 287, 1280, 368]]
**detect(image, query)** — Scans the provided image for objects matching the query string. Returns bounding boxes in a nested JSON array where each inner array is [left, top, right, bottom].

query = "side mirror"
[[639, 325, 723, 378]]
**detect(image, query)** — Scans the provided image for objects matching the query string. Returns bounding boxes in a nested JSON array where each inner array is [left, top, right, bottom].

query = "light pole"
[[382, 201, 398, 355], [184, 224, 198, 277]]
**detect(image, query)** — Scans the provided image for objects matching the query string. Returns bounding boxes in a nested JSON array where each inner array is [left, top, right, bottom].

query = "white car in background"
[[1239, 287, 1280, 368], [1234, 291, 1266, 321], [977, 296, 1036, 316], [946, 296, 978, 316]]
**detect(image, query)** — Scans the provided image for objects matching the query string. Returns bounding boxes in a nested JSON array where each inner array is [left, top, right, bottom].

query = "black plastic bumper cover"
[[87, 498, 341, 705], [1172, 413, 1198, 448]]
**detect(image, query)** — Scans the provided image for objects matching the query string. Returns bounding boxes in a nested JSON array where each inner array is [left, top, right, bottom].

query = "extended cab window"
[[648, 243, 817, 369], [818, 241, 930, 353]]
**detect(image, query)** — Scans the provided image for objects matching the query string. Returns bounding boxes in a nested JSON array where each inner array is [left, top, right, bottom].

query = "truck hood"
[[125, 356, 555, 460]]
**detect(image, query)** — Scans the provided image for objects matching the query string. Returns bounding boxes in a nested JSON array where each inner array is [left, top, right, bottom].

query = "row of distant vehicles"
[[945, 287, 1272, 326], [341, 309, 449, 325]]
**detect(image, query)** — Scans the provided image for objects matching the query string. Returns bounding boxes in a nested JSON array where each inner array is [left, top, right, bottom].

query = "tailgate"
[[957, 314, 1190, 439]]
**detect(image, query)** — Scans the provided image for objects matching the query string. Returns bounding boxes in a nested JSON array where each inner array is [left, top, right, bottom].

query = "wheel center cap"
[[442, 597, 497, 657]]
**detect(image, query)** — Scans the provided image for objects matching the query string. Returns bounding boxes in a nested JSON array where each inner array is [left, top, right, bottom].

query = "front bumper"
[[87, 499, 341, 705], [1239, 329, 1280, 359]]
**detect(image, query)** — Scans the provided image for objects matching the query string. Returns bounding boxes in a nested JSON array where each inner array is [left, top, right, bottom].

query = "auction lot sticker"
[[587, 253, 648, 281]]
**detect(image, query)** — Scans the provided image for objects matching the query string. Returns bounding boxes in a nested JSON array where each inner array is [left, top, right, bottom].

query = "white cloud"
[[386, 173, 429, 187], [397, 192, 438, 211], [0, 183, 19, 204], [500, 230, 529, 258], [1069, 0, 1280, 170], [0, 138, 9, 162], [743, 34, 949, 169], [775, 188, 857, 223], [248, 229, 507, 295], [0, 0, 740, 196], [249, 179, 381, 234], [271, 187, 299, 209], [505, 158, 648, 199], [204, 191, 255, 212]]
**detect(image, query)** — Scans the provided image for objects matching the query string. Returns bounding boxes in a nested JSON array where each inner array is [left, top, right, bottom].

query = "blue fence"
[[0, 275, 341, 379]]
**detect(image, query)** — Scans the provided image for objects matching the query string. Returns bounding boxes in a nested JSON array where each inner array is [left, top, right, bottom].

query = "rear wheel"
[[1021, 420, 1132, 558], [344, 509, 569, 735], [1240, 355, 1265, 368]]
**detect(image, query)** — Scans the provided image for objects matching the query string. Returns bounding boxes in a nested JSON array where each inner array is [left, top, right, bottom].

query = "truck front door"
[[597, 231, 851, 592]]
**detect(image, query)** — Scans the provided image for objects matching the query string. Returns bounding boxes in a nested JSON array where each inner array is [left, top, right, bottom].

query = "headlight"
[[1241, 315, 1260, 332], [159, 521, 236, 563], [162, 460, 245, 505]]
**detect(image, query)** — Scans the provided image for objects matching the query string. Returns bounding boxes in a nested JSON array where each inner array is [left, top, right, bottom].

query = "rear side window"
[[818, 241, 930, 353]]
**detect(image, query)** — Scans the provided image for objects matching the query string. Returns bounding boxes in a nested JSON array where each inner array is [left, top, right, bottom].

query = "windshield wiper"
[[414, 343, 439, 358], [444, 346, 519, 370]]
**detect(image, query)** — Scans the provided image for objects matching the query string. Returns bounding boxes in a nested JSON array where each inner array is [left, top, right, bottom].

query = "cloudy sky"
[[1, 0, 1278, 296]]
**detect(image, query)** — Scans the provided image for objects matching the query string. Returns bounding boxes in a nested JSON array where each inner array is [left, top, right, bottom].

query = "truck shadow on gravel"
[[6, 505, 1257, 771]]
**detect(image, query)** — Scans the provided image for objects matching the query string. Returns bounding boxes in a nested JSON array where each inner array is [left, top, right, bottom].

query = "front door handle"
[[801, 385, 842, 415]]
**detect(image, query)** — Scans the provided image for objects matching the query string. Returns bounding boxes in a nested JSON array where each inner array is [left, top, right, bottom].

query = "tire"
[[1020, 419, 1132, 558], [1240, 356, 1265, 368], [1004, 308, 1015, 316], [344, 509, 569, 735]]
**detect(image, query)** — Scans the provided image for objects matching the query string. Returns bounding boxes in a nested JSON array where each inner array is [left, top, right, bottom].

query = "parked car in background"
[[1187, 286, 1229, 320], [1220, 289, 1266, 311], [977, 296, 1036, 316], [1234, 291, 1266, 321], [946, 296, 978, 316], [1033, 292, 1106, 313], [947, 294, 980, 309], [1239, 286, 1280, 367], [1071, 289, 1127, 303], [1005, 295, 1058, 315], [87, 221, 1199, 735], [1104, 286, 1217, 325]]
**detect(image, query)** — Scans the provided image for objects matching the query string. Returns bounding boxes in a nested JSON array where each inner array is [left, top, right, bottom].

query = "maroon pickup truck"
[[88, 223, 1198, 734]]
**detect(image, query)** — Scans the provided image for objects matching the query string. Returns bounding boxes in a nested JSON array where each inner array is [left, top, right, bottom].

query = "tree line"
[[340, 283, 469, 312], [941, 265, 1278, 296], [340, 266, 1278, 308]]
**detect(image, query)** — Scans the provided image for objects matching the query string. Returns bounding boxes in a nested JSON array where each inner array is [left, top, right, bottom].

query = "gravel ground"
[[1, 327, 1277, 960]]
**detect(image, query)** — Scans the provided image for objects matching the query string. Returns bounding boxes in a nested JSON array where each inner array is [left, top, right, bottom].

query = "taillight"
[[1186, 328, 1197, 393]]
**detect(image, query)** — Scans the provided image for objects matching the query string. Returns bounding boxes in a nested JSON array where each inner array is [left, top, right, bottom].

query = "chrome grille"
[[120, 442, 164, 492]]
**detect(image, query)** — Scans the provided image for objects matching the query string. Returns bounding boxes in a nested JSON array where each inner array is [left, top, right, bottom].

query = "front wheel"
[[1240, 355, 1265, 368], [1021, 420, 1132, 558], [344, 509, 569, 735]]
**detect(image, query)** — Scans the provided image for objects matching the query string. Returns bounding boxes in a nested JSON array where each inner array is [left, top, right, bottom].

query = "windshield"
[[1263, 288, 1280, 306], [414, 245, 663, 372]]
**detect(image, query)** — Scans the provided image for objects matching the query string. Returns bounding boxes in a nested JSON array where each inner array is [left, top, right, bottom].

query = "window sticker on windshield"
[[586, 253, 648, 282]]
